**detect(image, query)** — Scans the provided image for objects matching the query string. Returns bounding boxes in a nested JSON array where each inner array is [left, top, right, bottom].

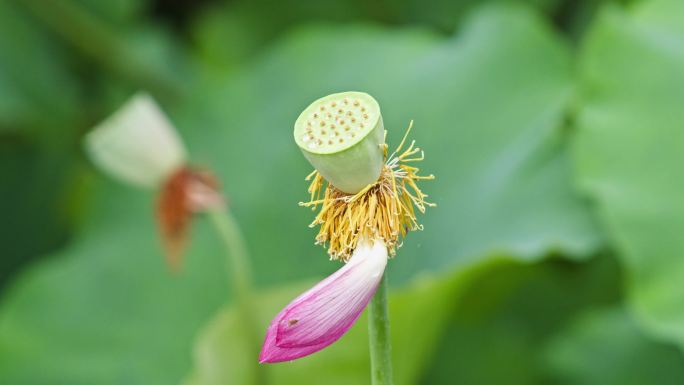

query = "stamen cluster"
[[300, 122, 435, 261]]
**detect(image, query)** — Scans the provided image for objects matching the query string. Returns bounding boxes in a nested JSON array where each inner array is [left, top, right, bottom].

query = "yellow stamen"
[[299, 121, 435, 261]]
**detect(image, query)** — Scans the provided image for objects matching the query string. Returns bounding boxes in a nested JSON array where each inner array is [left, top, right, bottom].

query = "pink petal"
[[259, 240, 388, 363]]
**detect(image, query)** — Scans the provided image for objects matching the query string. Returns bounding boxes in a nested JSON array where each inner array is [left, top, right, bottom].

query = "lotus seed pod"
[[294, 92, 384, 194]]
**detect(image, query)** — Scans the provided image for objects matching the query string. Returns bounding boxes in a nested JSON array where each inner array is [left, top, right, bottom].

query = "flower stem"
[[368, 273, 394, 385], [207, 208, 265, 385]]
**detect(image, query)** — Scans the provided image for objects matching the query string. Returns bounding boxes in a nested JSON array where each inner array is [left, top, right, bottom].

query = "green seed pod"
[[294, 91, 384, 194]]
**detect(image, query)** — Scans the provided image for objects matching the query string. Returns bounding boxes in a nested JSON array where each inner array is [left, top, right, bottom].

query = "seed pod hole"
[[295, 91, 381, 154]]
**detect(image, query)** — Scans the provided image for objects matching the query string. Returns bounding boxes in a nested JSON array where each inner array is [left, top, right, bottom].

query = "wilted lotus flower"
[[85, 93, 222, 270], [260, 92, 434, 363]]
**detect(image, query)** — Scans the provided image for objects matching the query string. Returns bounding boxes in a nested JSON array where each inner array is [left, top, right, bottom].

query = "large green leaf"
[[184, 4, 604, 384], [0, 183, 231, 385], [424, 255, 684, 385], [573, 0, 684, 346], [545, 307, 684, 385], [189, 0, 563, 71], [423, 254, 622, 385], [0, 3, 600, 385], [181, 3, 600, 284]]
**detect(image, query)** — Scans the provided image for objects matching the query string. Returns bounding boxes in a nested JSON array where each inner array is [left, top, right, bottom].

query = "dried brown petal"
[[156, 167, 223, 272]]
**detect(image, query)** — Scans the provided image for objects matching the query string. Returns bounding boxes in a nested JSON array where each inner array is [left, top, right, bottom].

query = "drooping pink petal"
[[259, 240, 388, 363]]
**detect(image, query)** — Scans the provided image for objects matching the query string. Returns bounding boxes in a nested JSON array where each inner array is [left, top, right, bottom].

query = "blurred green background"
[[2, 0, 684, 384]]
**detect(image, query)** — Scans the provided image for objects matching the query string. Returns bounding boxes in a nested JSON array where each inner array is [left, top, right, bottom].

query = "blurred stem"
[[368, 273, 394, 385], [207, 208, 265, 385], [16, 0, 182, 99]]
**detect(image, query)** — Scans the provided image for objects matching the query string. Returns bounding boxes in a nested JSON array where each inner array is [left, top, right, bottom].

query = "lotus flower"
[[84, 93, 221, 270], [260, 92, 433, 364], [259, 239, 388, 363]]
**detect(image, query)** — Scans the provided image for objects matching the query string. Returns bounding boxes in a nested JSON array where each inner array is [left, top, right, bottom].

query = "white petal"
[[84, 92, 187, 188]]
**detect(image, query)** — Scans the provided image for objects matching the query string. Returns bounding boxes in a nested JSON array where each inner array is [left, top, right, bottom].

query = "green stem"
[[368, 273, 394, 385], [207, 208, 265, 385]]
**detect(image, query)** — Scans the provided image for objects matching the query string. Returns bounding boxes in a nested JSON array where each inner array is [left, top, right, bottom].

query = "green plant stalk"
[[207, 208, 265, 385], [368, 273, 394, 385]]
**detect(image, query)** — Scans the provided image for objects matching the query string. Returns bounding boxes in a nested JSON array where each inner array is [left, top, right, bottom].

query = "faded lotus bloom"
[[84, 92, 222, 270], [260, 92, 434, 363]]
